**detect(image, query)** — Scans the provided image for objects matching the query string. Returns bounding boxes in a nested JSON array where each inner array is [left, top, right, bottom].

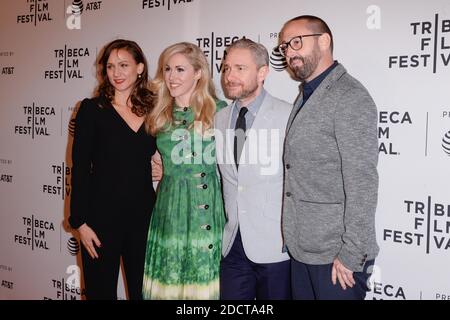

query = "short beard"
[[225, 82, 258, 101], [289, 52, 320, 82]]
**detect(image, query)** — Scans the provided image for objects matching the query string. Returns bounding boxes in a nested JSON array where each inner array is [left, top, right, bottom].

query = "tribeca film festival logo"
[[14, 103, 57, 139], [369, 279, 407, 300], [44, 266, 85, 300], [44, 46, 91, 82], [142, 0, 193, 11], [369, 283, 407, 300], [66, 0, 103, 30], [371, 279, 450, 300], [378, 110, 412, 155], [366, 264, 407, 300], [16, 0, 53, 26], [14, 215, 55, 251], [42, 162, 72, 200], [364, 263, 407, 300], [389, 14, 450, 72], [196, 33, 244, 78], [384, 197, 450, 253]]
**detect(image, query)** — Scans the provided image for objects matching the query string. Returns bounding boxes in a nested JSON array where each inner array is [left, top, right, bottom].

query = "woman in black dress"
[[69, 39, 156, 300]]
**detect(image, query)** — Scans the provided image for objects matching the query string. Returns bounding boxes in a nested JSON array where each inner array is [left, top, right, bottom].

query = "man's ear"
[[257, 65, 269, 84], [318, 33, 331, 52]]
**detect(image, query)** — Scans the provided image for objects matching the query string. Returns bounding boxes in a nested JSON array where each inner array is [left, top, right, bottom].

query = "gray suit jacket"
[[215, 92, 292, 263], [283, 63, 379, 272]]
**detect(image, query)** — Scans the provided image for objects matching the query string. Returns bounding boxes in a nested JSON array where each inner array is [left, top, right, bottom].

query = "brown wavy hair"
[[96, 39, 154, 116], [145, 42, 217, 135]]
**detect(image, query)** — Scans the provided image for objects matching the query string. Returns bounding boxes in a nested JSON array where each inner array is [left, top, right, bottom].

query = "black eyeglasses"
[[278, 34, 323, 57]]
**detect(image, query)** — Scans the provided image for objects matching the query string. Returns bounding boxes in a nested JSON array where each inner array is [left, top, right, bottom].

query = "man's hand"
[[331, 258, 355, 290]]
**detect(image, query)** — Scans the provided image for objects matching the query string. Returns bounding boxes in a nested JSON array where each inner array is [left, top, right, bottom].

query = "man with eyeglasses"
[[280, 15, 379, 300]]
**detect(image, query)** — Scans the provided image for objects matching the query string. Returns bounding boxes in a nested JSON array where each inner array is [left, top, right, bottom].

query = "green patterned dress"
[[142, 101, 226, 300]]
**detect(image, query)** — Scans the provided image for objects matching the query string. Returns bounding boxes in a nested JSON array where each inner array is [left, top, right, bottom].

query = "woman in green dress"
[[143, 42, 226, 299]]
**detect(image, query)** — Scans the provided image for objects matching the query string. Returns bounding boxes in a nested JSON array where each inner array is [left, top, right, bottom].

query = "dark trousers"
[[220, 229, 291, 300], [81, 217, 150, 300], [291, 258, 374, 300]]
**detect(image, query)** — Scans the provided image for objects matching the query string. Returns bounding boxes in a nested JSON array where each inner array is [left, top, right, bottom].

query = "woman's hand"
[[78, 223, 102, 259], [151, 150, 163, 181]]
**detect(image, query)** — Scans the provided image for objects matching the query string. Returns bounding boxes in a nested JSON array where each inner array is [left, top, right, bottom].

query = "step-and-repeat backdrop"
[[1, 0, 449, 300]]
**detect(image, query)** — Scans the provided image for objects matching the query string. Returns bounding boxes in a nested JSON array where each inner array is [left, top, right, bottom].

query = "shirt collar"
[[303, 60, 338, 97], [235, 88, 266, 117]]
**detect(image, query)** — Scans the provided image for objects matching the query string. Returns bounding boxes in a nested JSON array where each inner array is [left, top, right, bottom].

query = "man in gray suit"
[[280, 15, 379, 300], [215, 38, 292, 299]]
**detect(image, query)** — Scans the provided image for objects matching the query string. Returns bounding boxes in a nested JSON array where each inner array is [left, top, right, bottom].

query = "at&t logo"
[[269, 32, 287, 72], [270, 47, 287, 72], [66, 0, 83, 29], [1, 67, 14, 76], [442, 130, 450, 156], [66, 0, 103, 30], [67, 237, 80, 256]]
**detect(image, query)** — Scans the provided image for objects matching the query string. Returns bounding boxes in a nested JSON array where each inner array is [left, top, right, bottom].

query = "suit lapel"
[[285, 87, 304, 134], [286, 64, 347, 136], [224, 94, 274, 175], [247, 93, 272, 133], [238, 94, 272, 173], [226, 101, 238, 176]]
